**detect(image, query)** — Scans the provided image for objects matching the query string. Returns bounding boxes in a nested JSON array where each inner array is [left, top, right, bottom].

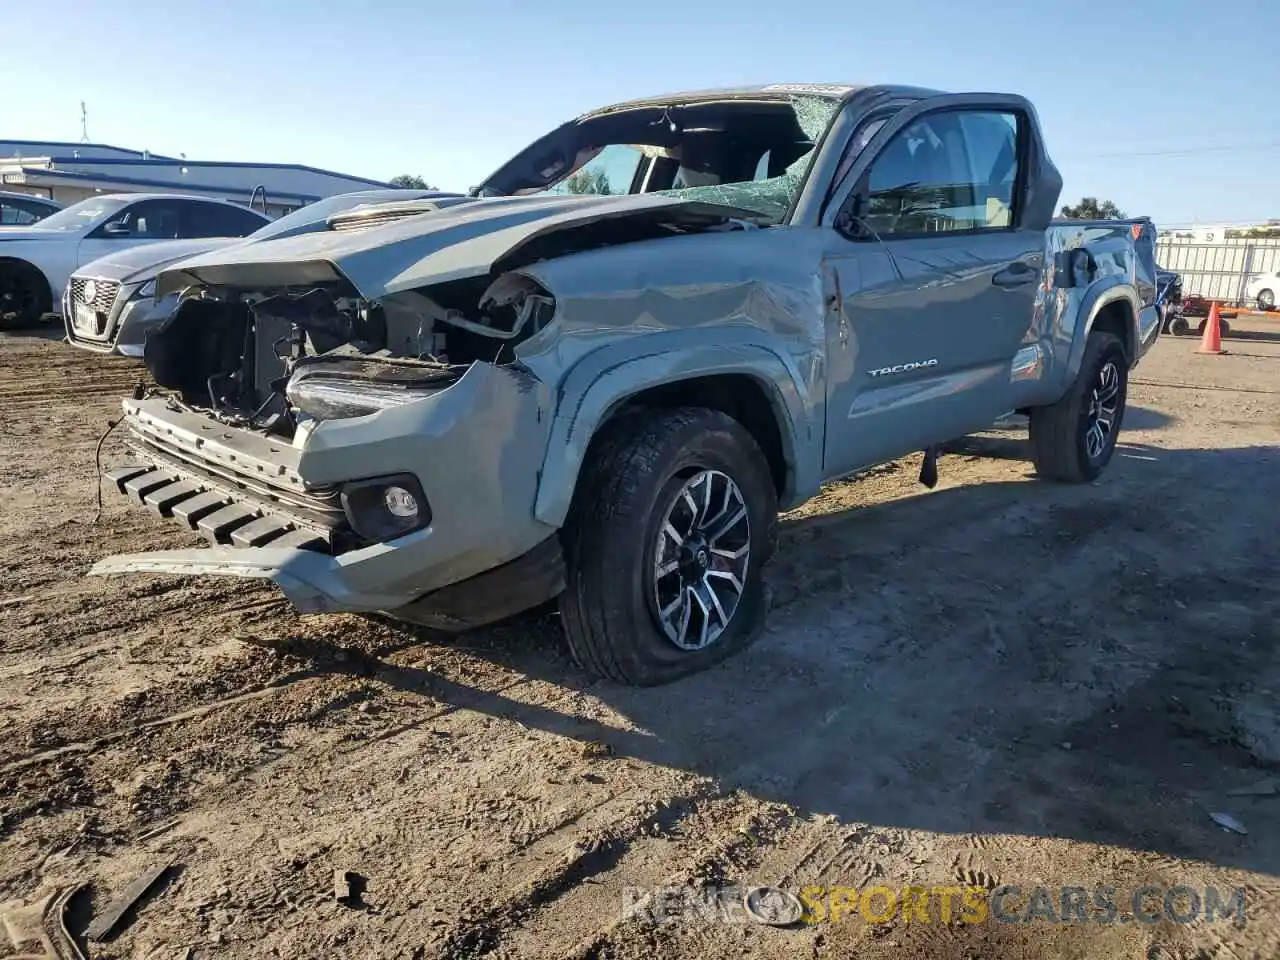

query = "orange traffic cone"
[[1198, 301, 1224, 354]]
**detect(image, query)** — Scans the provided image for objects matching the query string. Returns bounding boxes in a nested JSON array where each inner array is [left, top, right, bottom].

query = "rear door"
[[819, 98, 1046, 477], [181, 200, 271, 238]]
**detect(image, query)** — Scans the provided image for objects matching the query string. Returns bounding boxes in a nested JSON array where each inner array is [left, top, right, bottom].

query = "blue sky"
[[3, 0, 1274, 227]]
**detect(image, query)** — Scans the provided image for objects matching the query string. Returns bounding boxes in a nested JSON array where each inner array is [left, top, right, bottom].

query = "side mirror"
[[835, 195, 869, 241], [1052, 249, 1096, 289], [103, 220, 131, 237]]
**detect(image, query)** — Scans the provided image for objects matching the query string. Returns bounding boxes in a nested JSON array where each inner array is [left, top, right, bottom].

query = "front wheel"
[[1257, 289, 1274, 312], [559, 408, 778, 686], [1028, 331, 1128, 483], [0, 261, 51, 329]]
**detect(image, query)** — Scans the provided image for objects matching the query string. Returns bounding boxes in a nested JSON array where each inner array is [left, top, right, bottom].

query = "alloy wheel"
[[1083, 360, 1121, 462], [650, 469, 751, 651]]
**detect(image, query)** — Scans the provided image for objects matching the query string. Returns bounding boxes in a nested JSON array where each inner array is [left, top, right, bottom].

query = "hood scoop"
[[328, 196, 478, 233]]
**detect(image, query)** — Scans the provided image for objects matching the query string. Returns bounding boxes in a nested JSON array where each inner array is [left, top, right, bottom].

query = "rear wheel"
[[1257, 289, 1274, 312], [1029, 330, 1128, 483], [0, 261, 51, 328], [1196, 316, 1232, 337], [559, 408, 778, 686]]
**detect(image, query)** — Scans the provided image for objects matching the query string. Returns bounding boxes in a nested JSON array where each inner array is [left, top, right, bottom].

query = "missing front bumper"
[[90, 533, 567, 629]]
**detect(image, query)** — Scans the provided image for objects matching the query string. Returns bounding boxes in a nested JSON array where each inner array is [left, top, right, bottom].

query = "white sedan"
[[0, 193, 270, 327], [1244, 269, 1280, 311]]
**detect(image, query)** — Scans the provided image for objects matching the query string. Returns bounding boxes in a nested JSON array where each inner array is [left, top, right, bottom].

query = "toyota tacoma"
[[91, 82, 1160, 685]]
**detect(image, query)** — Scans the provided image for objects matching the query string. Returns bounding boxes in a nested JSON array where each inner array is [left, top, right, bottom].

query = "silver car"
[[63, 189, 456, 356]]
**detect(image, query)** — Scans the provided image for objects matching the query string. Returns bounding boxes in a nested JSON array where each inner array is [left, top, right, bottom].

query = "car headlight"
[[135, 279, 157, 299], [340, 474, 431, 543]]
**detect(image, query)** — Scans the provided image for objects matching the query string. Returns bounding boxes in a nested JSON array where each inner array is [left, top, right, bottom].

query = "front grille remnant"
[[104, 464, 331, 552]]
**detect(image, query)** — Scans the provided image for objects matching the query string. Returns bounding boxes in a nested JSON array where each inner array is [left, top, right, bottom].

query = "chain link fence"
[[1155, 236, 1280, 306]]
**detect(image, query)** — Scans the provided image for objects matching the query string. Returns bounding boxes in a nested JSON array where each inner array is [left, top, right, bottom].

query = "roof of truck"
[[579, 82, 947, 120]]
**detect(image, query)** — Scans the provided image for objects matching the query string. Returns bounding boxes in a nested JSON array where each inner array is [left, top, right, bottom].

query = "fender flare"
[[532, 336, 819, 529], [1065, 280, 1141, 381]]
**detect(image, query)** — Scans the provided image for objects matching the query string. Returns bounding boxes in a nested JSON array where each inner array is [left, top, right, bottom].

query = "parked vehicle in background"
[[1156, 264, 1183, 332], [0, 193, 271, 328], [64, 188, 459, 356], [93, 82, 1159, 686], [1244, 268, 1280, 311], [1171, 293, 1235, 336], [0, 191, 60, 226]]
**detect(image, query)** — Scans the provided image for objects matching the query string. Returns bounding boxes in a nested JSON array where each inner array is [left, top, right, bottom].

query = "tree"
[[389, 174, 437, 190], [1059, 197, 1126, 220], [564, 169, 612, 195]]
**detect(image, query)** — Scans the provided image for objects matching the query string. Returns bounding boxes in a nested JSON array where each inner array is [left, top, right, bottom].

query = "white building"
[[0, 140, 393, 217]]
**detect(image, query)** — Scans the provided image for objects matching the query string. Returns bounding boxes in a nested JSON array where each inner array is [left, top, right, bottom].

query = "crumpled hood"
[[77, 237, 242, 284], [155, 192, 764, 300], [0, 228, 64, 241]]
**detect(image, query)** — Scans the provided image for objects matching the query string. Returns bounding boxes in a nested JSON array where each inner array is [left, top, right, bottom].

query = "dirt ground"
[[1, 319, 1278, 960]]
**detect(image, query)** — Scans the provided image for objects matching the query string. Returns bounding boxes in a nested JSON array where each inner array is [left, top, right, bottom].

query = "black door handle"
[[992, 261, 1038, 287]]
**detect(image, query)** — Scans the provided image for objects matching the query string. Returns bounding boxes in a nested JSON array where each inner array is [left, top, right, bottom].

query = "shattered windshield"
[[480, 94, 843, 225], [658, 96, 840, 223]]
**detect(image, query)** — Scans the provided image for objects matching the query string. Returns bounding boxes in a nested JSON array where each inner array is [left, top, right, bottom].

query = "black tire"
[[0, 261, 51, 329], [1029, 331, 1128, 483], [1170, 317, 1189, 336], [559, 407, 778, 686], [1258, 289, 1274, 312], [1196, 317, 1232, 337]]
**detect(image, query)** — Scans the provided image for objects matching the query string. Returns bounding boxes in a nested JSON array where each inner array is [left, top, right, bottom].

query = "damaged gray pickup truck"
[[93, 82, 1161, 685]]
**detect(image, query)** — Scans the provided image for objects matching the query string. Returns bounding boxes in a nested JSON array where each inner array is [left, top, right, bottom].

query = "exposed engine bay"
[[141, 271, 556, 439]]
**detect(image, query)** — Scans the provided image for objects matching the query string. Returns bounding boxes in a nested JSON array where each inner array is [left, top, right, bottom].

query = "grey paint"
[[93, 82, 1159, 620]]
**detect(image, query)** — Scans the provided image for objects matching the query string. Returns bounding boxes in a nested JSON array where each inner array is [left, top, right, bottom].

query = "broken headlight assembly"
[[340, 474, 432, 543], [287, 377, 417, 420]]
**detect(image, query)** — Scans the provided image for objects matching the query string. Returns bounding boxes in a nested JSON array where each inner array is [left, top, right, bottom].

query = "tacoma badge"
[[867, 359, 939, 378]]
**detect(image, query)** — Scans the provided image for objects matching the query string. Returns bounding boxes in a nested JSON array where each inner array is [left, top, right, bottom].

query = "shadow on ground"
[[1226, 327, 1280, 344], [312, 443, 1280, 878], [0, 321, 64, 342]]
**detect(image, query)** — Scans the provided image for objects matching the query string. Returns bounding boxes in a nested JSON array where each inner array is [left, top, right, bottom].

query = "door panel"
[[823, 233, 1042, 477], [821, 106, 1043, 478]]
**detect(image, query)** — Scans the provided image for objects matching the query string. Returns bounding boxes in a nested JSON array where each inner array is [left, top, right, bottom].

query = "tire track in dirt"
[[0, 668, 325, 775], [0, 381, 142, 408], [546, 800, 803, 960], [432, 786, 722, 958]]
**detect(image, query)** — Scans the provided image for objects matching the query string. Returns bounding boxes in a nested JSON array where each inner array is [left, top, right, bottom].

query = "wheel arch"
[[1067, 281, 1140, 381], [533, 345, 819, 529], [0, 256, 53, 313]]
